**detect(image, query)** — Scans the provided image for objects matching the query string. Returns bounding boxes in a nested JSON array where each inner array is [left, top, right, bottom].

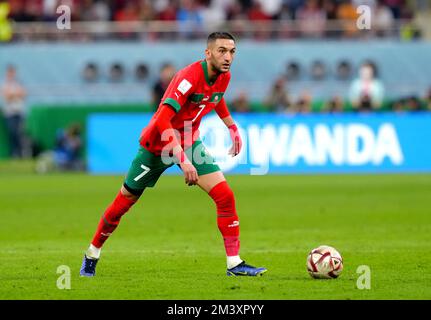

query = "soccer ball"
[[306, 245, 343, 279]]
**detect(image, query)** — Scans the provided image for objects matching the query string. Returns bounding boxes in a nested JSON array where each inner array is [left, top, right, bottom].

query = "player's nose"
[[224, 52, 233, 62]]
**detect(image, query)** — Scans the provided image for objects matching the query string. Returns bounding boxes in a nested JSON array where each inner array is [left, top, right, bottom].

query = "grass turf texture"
[[0, 161, 430, 299]]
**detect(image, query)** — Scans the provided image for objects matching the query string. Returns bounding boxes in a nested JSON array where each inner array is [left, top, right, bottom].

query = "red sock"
[[91, 191, 136, 248], [208, 181, 240, 257]]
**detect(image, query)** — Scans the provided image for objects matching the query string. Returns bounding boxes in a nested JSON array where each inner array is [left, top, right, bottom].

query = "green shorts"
[[124, 139, 220, 193]]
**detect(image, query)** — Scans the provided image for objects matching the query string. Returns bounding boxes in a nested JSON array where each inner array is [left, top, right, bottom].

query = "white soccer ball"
[[306, 245, 343, 279]]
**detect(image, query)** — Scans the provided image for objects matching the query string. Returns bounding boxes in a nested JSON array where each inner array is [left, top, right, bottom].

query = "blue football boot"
[[227, 261, 267, 276], [80, 255, 99, 277]]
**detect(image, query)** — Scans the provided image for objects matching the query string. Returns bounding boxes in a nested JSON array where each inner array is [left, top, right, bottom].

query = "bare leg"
[[120, 185, 141, 201], [196, 171, 226, 193]]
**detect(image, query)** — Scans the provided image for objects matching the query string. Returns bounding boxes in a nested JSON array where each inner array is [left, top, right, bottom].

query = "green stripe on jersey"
[[163, 98, 181, 112], [210, 92, 224, 103], [190, 93, 204, 103], [201, 60, 214, 86]]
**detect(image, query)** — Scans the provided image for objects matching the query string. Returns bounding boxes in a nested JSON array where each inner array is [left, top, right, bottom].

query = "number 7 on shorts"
[[134, 164, 150, 181]]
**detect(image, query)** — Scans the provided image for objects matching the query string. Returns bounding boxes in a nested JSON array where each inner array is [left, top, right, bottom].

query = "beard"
[[212, 62, 229, 74]]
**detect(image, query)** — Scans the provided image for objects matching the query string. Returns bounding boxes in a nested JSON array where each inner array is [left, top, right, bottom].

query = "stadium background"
[[1, 0, 431, 300]]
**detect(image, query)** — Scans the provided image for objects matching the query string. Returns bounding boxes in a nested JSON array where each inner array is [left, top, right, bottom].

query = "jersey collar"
[[201, 60, 217, 86]]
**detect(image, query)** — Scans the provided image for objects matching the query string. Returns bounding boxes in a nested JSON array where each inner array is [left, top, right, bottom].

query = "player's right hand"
[[180, 162, 198, 186]]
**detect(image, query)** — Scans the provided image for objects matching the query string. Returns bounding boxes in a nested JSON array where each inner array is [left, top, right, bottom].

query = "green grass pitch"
[[0, 161, 430, 299]]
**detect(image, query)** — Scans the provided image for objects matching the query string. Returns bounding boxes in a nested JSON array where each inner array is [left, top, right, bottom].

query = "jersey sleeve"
[[154, 104, 177, 135], [214, 97, 230, 119], [161, 69, 197, 113]]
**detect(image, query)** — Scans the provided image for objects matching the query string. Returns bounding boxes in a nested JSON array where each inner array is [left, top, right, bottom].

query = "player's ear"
[[205, 48, 211, 59]]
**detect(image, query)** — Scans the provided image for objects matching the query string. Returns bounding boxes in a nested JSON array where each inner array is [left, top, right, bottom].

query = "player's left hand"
[[228, 124, 242, 157], [179, 162, 198, 186]]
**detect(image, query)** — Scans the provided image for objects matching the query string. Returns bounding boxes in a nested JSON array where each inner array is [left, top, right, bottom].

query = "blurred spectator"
[[294, 91, 313, 113], [36, 123, 84, 173], [152, 62, 176, 110], [391, 95, 424, 112], [226, 0, 243, 20], [79, 0, 111, 40], [247, 0, 272, 39], [323, 0, 340, 38], [405, 95, 422, 111], [41, 0, 57, 22], [288, 0, 308, 18], [358, 94, 373, 112], [373, 0, 395, 37], [255, 0, 283, 18], [336, 0, 359, 38], [323, 95, 344, 113], [176, 0, 204, 39], [81, 0, 111, 21], [391, 98, 405, 112], [349, 61, 385, 111], [5, 0, 420, 41], [399, 3, 422, 41], [157, 0, 179, 39], [158, 0, 179, 20], [153, 0, 171, 14], [276, 2, 294, 38], [114, 1, 140, 39], [296, 0, 327, 38], [54, 123, 84, 171], [384, 0, 404, 19], [248, 0, 271, 20], [0, 1, 13, 42], [225, 1, 249, 38], [10, 0, 42, 22], [1, 65, 27, 158], [114, 1, 140, 21], [201, 0, 227, 32], [263, 76, 291, 112], [231, 90, 251, 113], [139, 0, 156, 21]]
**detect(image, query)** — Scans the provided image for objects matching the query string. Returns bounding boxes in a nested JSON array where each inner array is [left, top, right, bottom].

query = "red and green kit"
[[124, 60, 232, 192], [140, 60, 231, 155]]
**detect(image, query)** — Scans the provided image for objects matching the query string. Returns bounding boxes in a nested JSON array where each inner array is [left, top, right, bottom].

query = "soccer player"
[[80, 32, 267, 277]]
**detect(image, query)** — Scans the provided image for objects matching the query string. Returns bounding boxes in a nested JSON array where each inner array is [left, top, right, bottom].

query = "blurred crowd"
[[230, 82, 431, 114], [4, 0, 427, 40], [149, 59, 431, 114], [7, 0, 420, 22], [1, 60, 431, 162]]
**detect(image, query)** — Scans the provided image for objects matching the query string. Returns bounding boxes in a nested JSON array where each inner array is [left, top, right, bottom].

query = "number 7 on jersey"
[[192, 104, 206, 123]]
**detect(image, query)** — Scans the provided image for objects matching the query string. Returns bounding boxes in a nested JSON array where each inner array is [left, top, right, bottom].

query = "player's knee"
[[209, 181, 236, 216], [121, 184, 143, 201]]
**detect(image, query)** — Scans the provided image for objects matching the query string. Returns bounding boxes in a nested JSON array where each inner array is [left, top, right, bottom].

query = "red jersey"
[[140, 60, 231, 155]]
